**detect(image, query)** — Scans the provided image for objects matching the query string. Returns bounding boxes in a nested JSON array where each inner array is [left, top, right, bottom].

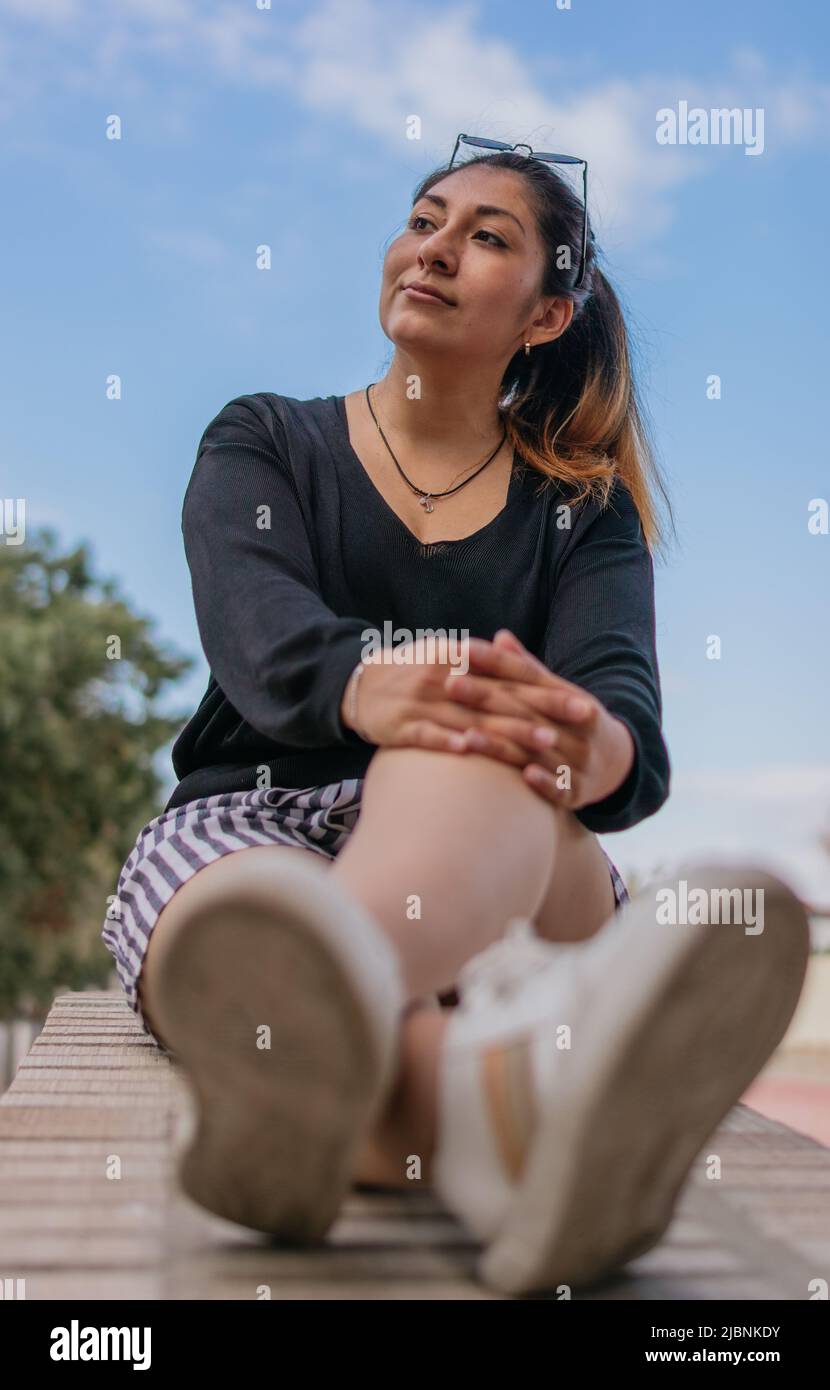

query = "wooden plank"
[[21, 1050, 163, 1065], [2, 1092, 175, 1109], [0, 1180, 170, 1203], [0, 1205, 167, 1232], [0, 1233, 162, 1266], [0, 1140, 169, 1158], [1, 989, 828, 1301], [19, 1060, 170, 1074], [5, 1273, 163, 1300], [168, 1279, 500, 1302], [0, 1108, 170, 1138]]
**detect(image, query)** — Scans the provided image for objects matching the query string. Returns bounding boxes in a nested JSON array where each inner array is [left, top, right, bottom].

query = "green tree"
[[0, 527, 194, 1018]]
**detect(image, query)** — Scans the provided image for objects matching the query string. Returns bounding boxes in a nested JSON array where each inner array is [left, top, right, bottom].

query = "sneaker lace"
[[456, 918, 572, 1009]]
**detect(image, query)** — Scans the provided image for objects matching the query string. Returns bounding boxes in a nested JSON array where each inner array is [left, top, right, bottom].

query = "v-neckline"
[[332, 394, 522, 548]]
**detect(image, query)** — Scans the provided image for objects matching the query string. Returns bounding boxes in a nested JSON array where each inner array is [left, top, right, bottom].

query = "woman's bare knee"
[[331, 747, 565, 997], [364, 745, 556, 826]]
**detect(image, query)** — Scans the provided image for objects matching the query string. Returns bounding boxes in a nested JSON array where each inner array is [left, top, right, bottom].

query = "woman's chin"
[[386, 322, 462, 355]]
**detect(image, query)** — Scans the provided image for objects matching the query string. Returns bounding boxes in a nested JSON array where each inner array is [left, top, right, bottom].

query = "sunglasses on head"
[[447, 133, 589, 290]]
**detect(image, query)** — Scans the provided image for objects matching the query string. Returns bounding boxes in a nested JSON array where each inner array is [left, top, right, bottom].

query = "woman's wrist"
[[598, 715, 637, 801], [340, 659, 373, 742]]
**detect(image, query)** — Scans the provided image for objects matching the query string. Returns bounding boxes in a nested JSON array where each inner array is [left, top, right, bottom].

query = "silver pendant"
[[419, 494, 434, 512]]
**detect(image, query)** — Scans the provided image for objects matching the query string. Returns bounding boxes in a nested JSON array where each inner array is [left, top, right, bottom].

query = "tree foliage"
[[0, 528, 194, 1018]]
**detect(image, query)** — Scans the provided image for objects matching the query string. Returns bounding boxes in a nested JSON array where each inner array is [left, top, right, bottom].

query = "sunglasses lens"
[[534, 151, 582, 164], [462, 136, 509, 151]]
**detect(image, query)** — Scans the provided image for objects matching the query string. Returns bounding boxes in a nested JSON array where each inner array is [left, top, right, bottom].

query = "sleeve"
[[541, 477, 671, 833], [180, 393, 374, 751]]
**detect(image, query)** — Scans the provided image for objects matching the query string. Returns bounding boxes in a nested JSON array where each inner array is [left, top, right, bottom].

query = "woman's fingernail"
[[533, 726, 556, 746], [466, 730, 488, 749], [448, 732, 467, 750]]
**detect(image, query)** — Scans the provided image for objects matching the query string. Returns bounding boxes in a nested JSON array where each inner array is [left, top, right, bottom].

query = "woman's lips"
[[402, 285, 454, 305]]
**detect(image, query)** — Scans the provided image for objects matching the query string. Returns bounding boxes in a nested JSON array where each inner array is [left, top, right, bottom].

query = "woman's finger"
[[393, 714, 588, 799], [405, 699, 521, 738], [444, 672, 543, 719], [459, 726, 534, 767], [446, 672, 595, 725], [465, 636, 590, 708], [514, 683, 599, 727], [464, 715, 589, 772], [392, 718, 477, 755], [465, 636, 554, 687], [392, 712, 536, 763]]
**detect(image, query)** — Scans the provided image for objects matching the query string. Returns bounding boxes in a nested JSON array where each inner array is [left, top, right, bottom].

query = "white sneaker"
[[150, 849, 405, 1241], [431, 861, 810, 1295]]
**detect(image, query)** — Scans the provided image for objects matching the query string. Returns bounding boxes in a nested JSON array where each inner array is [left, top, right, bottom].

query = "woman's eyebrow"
[[416, 192, 526, 237]]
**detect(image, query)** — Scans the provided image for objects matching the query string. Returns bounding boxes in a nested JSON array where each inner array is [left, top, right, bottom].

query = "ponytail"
[[503, 264, 671, 553]]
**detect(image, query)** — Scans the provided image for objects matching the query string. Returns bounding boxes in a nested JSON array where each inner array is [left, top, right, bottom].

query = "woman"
[[101, 145, 808, 1295]]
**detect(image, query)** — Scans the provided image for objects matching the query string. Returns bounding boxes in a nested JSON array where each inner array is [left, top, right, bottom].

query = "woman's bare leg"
[[137, 749, 618, 1191], [330, 747, 562, 1000], [532, 803, 617, 944], [134, 844, 450, 1191], [332, 747, 618, 1186]]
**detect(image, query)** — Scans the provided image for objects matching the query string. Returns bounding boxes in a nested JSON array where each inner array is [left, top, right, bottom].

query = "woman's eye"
[[474, 229, 507, 247], [407, 215, 505, 247]]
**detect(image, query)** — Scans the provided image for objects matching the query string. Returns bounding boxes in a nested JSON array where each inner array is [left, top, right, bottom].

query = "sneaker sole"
[[480, 862, 810, 1295], [150, 850, 403, 1241]]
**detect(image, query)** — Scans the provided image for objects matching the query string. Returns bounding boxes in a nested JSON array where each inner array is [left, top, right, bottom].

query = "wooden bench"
[[1, 990, 828, 1300]]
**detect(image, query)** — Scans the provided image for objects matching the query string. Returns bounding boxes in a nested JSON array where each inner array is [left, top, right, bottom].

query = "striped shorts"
[[101, 780, 631, 1050]]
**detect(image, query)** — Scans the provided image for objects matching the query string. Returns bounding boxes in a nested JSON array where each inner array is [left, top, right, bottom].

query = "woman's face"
[[380, 164, 570, 363]]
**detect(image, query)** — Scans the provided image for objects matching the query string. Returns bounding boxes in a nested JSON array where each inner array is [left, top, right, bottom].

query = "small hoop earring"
[[524, 341, 531, 356]]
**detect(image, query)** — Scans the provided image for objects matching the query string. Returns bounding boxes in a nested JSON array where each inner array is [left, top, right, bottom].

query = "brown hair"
[[410, 151, 674, 554]]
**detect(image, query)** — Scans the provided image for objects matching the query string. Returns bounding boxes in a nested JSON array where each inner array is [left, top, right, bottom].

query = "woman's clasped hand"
[[349, 628, 635, 811]]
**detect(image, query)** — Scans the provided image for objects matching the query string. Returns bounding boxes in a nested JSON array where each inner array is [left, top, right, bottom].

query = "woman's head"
[[380, 150, 672, 553], [381, 161, 574, 365]]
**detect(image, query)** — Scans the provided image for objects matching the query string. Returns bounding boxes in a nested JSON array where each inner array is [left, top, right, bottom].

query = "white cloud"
[[1, 0, 828, 251], [603, 763, 830, 911], [676, 764, 830, 802], [288, 0, 830, 249]]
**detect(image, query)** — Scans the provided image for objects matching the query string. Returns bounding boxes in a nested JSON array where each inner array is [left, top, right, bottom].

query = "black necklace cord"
[[364, 382, 507, 510]]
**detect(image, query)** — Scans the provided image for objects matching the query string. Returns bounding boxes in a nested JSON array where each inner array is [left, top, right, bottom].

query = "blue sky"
[[3, 0, 829, 901]]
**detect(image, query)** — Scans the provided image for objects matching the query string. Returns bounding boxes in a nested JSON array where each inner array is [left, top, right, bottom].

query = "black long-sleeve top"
[[165, 392, 671, 832]]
